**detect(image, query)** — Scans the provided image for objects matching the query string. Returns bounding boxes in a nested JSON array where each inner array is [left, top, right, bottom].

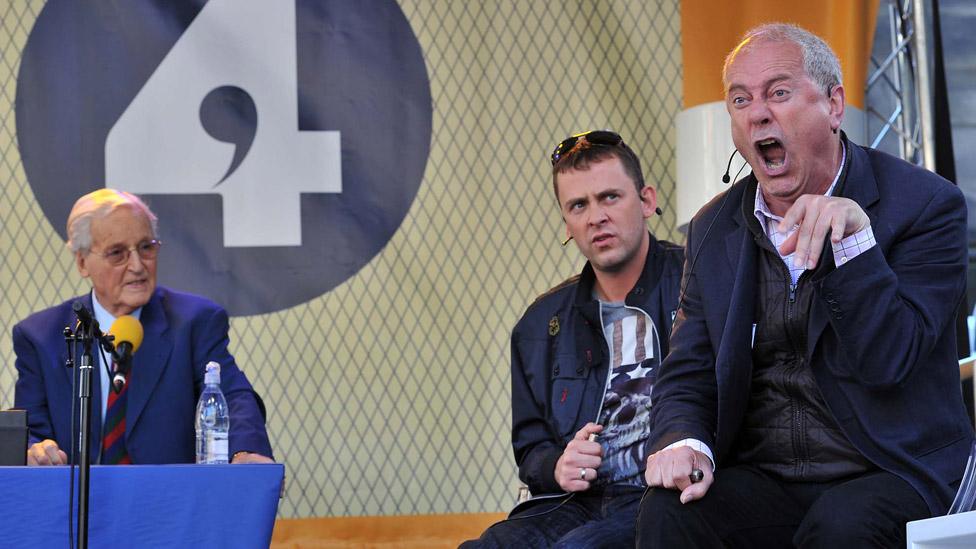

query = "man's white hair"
[[66, 189, 159, 254], [723, 22, 843, 95]]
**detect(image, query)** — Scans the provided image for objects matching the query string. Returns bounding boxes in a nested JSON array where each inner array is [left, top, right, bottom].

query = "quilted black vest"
[[730, 191, 874, 481]]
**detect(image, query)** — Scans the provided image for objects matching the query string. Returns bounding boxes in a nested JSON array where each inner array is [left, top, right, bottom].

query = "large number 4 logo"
[[105, 0, 341, 247]]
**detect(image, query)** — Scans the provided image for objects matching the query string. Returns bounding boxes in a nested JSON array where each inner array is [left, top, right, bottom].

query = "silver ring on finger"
[[579, 467, 587, 480]]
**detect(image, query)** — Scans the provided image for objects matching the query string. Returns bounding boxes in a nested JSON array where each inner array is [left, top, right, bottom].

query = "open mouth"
[[756, 138, 787, 172], [592, 233, 614, 245]]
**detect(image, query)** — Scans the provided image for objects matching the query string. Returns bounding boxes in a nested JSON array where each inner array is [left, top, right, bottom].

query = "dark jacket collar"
[[572, 232, 667, 310]]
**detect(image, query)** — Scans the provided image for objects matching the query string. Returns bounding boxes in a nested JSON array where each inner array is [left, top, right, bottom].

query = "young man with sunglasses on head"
[[14, 188, 273, 466], [463, 131, 683, 547]]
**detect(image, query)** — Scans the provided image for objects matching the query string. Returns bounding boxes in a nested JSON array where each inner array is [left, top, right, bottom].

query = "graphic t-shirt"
[[595, 301, 660, 487]]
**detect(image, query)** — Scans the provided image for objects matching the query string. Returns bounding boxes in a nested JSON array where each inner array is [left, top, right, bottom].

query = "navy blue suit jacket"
[[649, 141, 974, 514], [13, 286, 273, 463]]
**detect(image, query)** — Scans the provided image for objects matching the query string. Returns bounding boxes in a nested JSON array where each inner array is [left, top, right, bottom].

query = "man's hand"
[[27, 439, 68, 466], [231, 451, 274, 464], [554, 423, 603, 492], [777, 195, 870, 270], [644, 446, 713, 504]]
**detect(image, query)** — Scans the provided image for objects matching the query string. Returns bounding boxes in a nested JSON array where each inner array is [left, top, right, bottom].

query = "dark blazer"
[[13, 286, 273, 463], [649, 140, 974, 514]]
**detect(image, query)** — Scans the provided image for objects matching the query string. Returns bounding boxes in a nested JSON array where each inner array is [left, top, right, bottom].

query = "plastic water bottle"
[[195, 361, 230, 464]]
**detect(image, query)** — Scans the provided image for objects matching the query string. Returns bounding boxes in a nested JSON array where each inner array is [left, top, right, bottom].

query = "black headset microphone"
[[722, 148, 738, 184]]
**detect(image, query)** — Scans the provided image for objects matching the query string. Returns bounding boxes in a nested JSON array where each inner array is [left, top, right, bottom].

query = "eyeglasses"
[[550, 130, 623, 166], [91, 239, 162, 266]]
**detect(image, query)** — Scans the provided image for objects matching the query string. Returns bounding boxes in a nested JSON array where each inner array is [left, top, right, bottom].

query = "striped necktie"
[[102, 366, 131, 464]]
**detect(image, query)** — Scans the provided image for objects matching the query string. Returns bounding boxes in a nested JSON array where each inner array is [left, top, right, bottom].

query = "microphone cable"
[[675, 150, 746, 326], [639, 149, 747, 510]]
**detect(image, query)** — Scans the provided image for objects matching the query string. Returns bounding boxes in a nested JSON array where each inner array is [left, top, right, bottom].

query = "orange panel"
[[270, 512, 508, 548], [681, 0, 879, 109]]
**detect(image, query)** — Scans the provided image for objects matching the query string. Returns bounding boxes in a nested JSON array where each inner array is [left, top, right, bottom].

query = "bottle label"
[[206, 431, 229, 463]]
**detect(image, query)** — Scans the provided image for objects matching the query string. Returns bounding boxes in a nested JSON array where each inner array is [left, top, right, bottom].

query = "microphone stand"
[[64, 317, 97, 549]]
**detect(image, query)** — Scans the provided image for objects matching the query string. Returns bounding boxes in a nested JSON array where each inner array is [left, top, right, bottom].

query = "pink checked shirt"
[[753, 145, 876, 285]]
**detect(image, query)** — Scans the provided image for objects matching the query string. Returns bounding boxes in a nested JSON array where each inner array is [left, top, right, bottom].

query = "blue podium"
[[0, 464, 284, 548]]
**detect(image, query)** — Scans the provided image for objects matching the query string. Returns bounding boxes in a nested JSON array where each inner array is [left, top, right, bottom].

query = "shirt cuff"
[[831, 225, 875, 267], [662, 438, 715, 470]]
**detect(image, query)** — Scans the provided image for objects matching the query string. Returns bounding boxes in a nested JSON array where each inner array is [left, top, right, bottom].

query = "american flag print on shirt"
[[596, 303, 660, 487]]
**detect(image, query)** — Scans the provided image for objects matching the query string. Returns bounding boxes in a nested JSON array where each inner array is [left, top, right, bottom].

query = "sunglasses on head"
[[550, 130, 623, 166]]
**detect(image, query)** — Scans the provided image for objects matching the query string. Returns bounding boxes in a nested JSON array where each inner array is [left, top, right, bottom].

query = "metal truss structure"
[[867, 0, 934, 169]]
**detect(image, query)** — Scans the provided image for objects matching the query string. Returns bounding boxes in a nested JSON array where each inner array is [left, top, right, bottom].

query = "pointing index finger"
[[777, 199, 806, 235]]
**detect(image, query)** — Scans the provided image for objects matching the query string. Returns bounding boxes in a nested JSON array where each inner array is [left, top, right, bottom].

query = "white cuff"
[[662, 438, 715, 470], [832, 225, 875, 266]]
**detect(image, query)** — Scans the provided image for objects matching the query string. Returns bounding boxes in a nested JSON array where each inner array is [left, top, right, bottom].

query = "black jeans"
[[636, 465, 930, 548], [461, 484, 644, 549]]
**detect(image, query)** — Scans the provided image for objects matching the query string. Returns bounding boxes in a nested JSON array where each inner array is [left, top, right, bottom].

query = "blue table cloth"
[[0, 463, 284, 548]]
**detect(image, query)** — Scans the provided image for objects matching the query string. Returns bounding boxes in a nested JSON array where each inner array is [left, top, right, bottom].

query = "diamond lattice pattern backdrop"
[[0, 0, 682, 516]]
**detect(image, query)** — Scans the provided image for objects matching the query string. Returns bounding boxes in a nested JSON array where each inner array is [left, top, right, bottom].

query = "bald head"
[[723, 23, 842, 97], [67, 189, 158, 254]]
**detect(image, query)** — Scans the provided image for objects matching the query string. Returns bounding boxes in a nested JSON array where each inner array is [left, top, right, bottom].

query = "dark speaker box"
[[0, 410, 27, 465]]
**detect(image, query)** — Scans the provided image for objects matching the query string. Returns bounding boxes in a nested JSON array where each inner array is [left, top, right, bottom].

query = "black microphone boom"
[[71, 301, 98, 333], [71, 302, 138, 393], [722, 149, 739, 184], [111, 342, 134, 393], [112, 341, 135, 366], [72, 301, 117, 357]]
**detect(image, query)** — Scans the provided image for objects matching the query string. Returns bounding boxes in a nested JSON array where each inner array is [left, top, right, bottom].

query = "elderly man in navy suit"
[[14, 189, 273, 465], [637, 23, 974, 548]]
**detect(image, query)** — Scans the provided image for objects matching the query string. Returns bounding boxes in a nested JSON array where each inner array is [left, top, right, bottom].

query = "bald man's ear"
[[76, 252, 90, 278], [828, 84, 845, 133]]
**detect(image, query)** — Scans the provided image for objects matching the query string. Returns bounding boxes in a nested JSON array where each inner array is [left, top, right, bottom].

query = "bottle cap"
[[204, 361, 221, 384]]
